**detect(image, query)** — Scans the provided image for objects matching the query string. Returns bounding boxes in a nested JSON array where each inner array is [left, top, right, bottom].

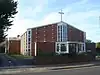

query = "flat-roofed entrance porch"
[[55, 42, 85, 54]]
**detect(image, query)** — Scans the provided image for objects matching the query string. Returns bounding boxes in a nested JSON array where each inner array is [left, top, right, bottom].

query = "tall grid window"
[[58, 25, 61, 41], [27, 29, 32, 56], [57, 24, 67, 42], [63, 25, 67, 41]]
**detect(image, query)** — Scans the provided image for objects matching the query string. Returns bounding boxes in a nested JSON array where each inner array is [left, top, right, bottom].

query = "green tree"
[[86, 39, 92, 43], [0, 0, 18, 43]]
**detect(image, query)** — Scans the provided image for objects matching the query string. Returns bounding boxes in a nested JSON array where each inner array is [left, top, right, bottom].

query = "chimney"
[[17, 35, 20, 37]]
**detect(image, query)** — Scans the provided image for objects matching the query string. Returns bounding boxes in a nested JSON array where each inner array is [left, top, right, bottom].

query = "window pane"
[[28, 42, 30, 44], [58, 25, 67, 42], [83, 44, 84, 51], [69, 44, 76, 53], [28, 31, 30, 34], [58, 26, 61, 42], [78, 44, 81, 52], [28, 38, 30, 41], [62, 25, 67, 41], [57, 44, 59, 52], [61, 44, 66, 51], [28, 49, 30, 51]]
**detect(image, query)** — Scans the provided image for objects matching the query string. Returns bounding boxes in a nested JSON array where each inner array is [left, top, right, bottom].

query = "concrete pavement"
[[0, 61, 100, 75], [12, 66, 100, 75]]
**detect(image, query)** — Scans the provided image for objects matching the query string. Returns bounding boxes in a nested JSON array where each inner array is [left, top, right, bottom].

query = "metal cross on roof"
[[59, 9, 64, 22]]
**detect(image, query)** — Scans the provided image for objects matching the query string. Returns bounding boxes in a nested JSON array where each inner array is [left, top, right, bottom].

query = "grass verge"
[[9, 54, 33, 59]]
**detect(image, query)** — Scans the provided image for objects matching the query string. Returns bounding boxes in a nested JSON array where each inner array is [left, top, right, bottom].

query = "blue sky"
[[8, 0, 100, 42]]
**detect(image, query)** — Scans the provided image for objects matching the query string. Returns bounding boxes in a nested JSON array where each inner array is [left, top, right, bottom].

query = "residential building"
[[8, 36, 20, 54], [0, 35, 21, 54]]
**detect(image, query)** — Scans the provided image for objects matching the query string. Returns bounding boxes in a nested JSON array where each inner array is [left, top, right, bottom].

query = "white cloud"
[[41, 12, 60, 24], [7, 19, 33, 37], [8, 0, 100, 42], [8, 0, 49, 37], [21, 6, 43, 18]]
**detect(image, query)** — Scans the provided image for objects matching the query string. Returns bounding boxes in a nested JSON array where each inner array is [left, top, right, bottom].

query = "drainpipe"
[[5, 41, 7, 54], [8, 38, 9, 53]]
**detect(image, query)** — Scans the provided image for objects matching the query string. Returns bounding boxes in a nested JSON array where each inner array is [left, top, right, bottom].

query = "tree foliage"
[[96, 42, 100, 48], [0, 0, 18, 43], [86, 39, 92, 43]]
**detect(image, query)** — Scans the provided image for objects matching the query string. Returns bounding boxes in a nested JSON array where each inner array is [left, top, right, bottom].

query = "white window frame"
[[55, 42, 68, 54], [57, 22, 67, 42], [55, 41, 86, 54]]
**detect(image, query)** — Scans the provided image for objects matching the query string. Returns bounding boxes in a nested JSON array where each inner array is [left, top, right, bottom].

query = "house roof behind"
[[8, 37, 21, 40]]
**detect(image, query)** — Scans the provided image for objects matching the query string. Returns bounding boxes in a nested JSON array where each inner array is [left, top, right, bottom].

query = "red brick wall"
[[31, 24, 57, 56], [9, 40, 20, 54], [86, 43, 96, 55], [44, 24, 57, 42], [32, 23, 57, 42], [32, 29, 37, 42], [37, 42, 55, 53], [35, 55, 94, 65], [67, 25, 84, 42]]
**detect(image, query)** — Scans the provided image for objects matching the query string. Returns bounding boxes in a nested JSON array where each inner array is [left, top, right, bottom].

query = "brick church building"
[[20, 21, 86, 56]]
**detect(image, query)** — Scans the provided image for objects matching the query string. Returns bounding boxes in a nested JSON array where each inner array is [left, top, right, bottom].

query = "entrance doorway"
[[68, 42, 85, 54], [69, 43, 76, 53]]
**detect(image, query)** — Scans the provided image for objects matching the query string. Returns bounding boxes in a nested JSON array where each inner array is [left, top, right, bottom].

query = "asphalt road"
[[4, 66, 100, 75]]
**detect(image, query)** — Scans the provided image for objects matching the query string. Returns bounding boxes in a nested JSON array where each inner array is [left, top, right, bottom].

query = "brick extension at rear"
[[9, 39, 20, 54], [20, 21, 86, 56]]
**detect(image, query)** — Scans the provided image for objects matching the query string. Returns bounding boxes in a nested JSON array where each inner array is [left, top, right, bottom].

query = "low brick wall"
[[86, 43, 96, 55], [35, 54, 94, 65]]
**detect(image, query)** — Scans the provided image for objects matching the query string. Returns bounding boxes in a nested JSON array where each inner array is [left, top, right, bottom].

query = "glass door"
[[69, 43, 76, 53]]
